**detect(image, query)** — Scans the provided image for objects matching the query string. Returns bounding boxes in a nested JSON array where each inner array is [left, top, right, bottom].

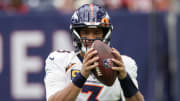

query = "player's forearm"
[[125, 91, 144, 101], [48, 72, 87, 101], [48, 83, 81, 101], [119, 73, 144, 101]]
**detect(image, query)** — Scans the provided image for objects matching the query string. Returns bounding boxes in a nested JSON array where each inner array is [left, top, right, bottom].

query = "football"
[[91, 40, 117, 86]]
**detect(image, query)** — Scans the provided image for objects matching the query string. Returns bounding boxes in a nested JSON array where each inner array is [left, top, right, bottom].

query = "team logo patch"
[[103, 58, 113, 69], [71, 69, 80, 79]]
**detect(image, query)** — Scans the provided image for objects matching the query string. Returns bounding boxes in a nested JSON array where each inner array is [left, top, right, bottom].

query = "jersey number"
[[81, 84, 103, 101]]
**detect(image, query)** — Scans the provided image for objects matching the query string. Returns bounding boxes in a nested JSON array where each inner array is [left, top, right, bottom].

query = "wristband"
[[72, 72, 87, 88], [119, 73, 138, 97]]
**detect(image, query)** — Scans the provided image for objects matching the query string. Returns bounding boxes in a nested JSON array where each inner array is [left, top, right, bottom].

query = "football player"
[[44, 4, 144, 101]]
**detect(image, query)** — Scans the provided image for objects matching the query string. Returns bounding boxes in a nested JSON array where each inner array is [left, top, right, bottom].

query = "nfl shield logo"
[[103, 58, 113, 69]]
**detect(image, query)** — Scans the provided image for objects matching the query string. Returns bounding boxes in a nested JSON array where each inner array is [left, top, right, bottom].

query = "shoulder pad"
[[46, 50, 74, 65]]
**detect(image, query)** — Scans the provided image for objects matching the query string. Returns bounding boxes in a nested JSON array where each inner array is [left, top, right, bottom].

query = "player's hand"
[[111, 48, 127, 80], [81, 48, 99, 78]]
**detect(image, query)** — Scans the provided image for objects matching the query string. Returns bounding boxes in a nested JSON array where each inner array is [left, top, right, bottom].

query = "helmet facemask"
[[71, 24, 113, 53]]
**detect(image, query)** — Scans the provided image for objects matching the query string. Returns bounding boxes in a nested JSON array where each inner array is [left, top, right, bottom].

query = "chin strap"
[[81, 46, 90, 53]]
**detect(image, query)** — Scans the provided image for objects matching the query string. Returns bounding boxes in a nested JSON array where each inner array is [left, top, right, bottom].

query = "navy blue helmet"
[[70, 4, 113, 52]]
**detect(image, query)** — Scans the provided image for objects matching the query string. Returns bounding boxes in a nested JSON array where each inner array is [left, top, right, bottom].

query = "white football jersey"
[[44, 50, 139, 101]]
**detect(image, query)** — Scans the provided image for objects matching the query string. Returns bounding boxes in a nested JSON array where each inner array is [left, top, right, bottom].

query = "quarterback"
[[44, 4, 144, 101]]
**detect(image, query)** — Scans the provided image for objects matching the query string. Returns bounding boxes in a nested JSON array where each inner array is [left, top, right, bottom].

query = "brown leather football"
[[91, 40, 117, 86]]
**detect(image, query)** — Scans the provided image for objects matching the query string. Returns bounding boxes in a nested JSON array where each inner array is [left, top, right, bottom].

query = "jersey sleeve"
[[122, 55, 139, 88], [44, 51, 70, 100]]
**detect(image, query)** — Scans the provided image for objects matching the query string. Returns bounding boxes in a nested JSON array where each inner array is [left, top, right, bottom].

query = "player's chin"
[[86, 45, 92, 48]]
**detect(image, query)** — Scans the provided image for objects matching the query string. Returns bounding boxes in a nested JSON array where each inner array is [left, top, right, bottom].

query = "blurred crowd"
[[0, 0, 171, 14]]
